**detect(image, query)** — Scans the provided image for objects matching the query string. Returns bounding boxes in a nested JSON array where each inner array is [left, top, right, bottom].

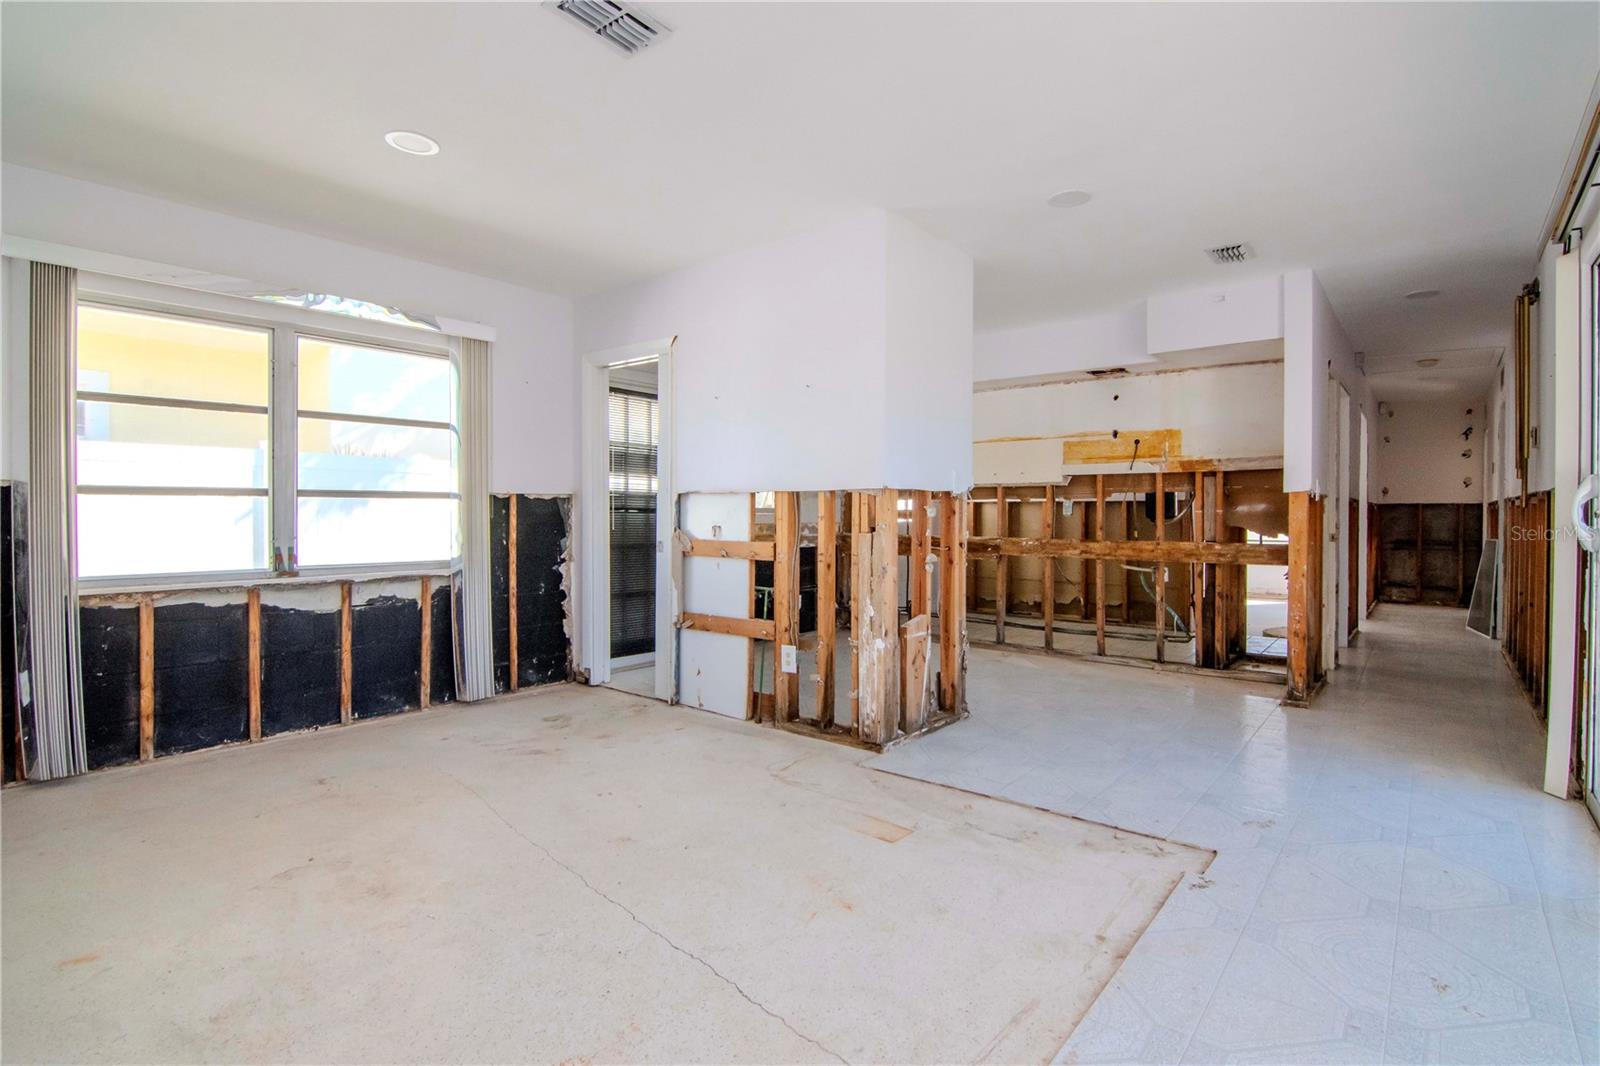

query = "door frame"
[[578, 338, 676, 703]]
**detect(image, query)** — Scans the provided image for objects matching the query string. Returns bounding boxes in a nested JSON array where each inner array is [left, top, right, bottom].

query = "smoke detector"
[[552, 0, 669, 55], [1205, 243, 1254, 266]]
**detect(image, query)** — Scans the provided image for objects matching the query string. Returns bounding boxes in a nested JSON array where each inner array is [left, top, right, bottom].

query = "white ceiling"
[[3, 2, 1597, 363], [1364, 347, 1501, 403]]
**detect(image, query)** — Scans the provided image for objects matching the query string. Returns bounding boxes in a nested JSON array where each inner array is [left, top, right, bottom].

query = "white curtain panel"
[[454, 336, 496, 701], [23, 261, 87, 779]]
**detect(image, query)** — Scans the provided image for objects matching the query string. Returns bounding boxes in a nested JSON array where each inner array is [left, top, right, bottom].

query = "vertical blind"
[[608, 388, 657, 659]]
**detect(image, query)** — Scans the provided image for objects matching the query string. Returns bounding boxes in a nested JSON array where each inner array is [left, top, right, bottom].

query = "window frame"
[[74, 276, 459, 592]]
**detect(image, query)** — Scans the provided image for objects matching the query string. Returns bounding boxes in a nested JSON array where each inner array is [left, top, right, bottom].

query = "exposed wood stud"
[[773, 491, 800, 723], [1042, 483, 1055, 652], [247, 587, 261, 741], [1154, 472, 1166, 664], [1121, 498, 1133, 623], [339, 581, 353, 724], [1095, 474, 1106, 657], [857, 488, 900, 746], [939, 491, 967, 715], [910, 490, 931, 620], [1193, 471, 1207, 660], [419, 575, 433, 709], [966, 537, 1288, 565], [900, 613, 931, 734], [746, 493, 758, 722], [994, 485, 1009, 644], [508, 494, 519, 693], [138, 594, 154, 762], [816, 492, 838, 729], [1287, 492, 1313, 701], [683, 538, 776, 560], [850, 492, 866, 732], [681, 611, 777, 641]]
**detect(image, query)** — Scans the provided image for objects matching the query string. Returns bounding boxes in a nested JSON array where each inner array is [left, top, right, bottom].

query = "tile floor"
[[868, 604, 1600, 1065]]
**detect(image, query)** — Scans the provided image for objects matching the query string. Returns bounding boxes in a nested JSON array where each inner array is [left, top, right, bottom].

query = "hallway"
[[869, 605, 1599, 1064]]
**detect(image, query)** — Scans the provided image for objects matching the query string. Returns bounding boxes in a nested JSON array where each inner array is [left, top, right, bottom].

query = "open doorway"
[[606, 358, 659, 697], [577, 339, 675, 701]]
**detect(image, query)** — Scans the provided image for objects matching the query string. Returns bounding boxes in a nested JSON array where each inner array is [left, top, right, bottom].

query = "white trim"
[[609, 652, 654, 671], [1545, 245, 1583, 798], [4, 236, 497, 343], [578, 338, 676, 701], [78, 273, 454, 356]]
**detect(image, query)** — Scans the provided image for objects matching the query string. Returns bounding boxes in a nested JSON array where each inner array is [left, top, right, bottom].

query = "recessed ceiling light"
[[1047, 189, 1093, 209], [1416, 357, 1441, 367], [1403, 289, 1441, 300], [384, 130, 440, 156]]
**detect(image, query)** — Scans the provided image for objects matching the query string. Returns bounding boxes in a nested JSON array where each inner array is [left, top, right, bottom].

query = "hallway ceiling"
[[3, 3, 1597, 360]]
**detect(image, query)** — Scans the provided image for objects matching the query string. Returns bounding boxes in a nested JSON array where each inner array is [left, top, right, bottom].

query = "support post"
[[910, 490, 931, 620], [1193, 471, 1207, 659]]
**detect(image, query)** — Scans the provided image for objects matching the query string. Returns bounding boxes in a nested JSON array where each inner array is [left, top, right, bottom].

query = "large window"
[[74, 303, 458, 581]]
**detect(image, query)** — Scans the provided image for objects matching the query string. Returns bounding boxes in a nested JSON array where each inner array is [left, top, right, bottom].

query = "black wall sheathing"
[[259, 603, 341, 736], [2, 483, 18, 783], [152, 601, 249, 756], [430, 583, 456, 706], [350, 593, 421, 719], [515, 496, 572, 687], [490, 495, 512, 694], [5, 482, 36, 782], [78, 604, 140, 770]]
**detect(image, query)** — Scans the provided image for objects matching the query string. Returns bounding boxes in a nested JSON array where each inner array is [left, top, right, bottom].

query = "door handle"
[[1576, 474, 1598, 553]]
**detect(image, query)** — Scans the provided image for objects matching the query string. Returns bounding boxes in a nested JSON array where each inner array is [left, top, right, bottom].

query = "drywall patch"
[[78, 603, 140, 769], [152, 599, 249, 756], [351, 590, 421, 719], [429, 580, 457, 706], [516, 496, 572, 687], [259, 587, 341, 737]]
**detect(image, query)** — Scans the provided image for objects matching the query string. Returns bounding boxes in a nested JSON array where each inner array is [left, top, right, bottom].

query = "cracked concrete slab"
[[2, 682, 1206, 1064]]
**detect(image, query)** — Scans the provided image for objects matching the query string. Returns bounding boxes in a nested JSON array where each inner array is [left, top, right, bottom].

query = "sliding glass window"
[[73, 303, 459, 581], [75, 305, 271, 577], [295, 337, 458, 568]]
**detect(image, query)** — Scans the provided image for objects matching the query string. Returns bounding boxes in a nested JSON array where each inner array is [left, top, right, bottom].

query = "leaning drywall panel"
[[678, 493, 751, 718], [973, 361, 1285, 484]]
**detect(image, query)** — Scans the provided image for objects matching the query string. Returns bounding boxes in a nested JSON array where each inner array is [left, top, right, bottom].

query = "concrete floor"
[[871, 604, 1600, 1065], [2, 681, 1204, 1064]]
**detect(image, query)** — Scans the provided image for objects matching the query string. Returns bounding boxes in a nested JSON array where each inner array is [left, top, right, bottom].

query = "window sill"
[[78, 564, 455, 601]]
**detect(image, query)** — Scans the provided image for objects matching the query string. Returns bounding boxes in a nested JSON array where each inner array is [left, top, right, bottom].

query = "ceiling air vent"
[[554, 0, 669, 55], [1087, 368, 1129, 378], [1205, 243, 1254, 266]]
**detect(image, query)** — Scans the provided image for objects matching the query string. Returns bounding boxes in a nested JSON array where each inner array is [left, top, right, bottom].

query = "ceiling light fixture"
[[1047, 189, 1093, 209], [1403, 289, 1440, 300], [384, 130, 440, 156]]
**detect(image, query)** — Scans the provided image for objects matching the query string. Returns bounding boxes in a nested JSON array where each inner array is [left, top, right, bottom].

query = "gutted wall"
[[0, 165, 576, 493], [575, 210, 974, 494], [974, 362, 1285, 484], [1374, 399, 1486, 505]]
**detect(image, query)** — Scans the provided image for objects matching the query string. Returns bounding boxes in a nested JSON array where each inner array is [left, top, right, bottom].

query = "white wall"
[[1373, 399, 1487, 504], [576, 210, 973, 494], [973, 362, 1285, 484], [974, 304, 1151, 384], [883, 214, 974, 491], [1146, 274, 1283, 356], [0, 165, 576, 494], [1283, 269, 1373, 495]]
